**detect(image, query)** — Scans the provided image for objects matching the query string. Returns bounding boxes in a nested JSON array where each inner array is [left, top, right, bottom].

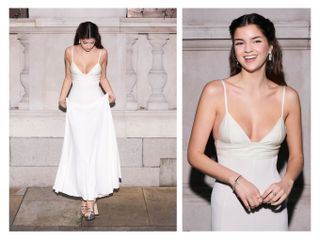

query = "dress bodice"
[[67, 46, 104, 104], [215, 80, 287, 190]]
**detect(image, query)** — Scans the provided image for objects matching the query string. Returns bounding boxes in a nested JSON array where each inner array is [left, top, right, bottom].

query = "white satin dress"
[[53, 46, 121, 201], [211, 80, 288, 231]]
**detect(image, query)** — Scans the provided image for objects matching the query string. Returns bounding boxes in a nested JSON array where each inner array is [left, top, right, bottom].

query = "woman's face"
[[79, 38, 96, 52], [233, 24, 272, 73]]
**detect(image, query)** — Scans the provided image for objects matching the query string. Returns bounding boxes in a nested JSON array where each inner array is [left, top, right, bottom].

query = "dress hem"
[[52, 186, 121, 200]]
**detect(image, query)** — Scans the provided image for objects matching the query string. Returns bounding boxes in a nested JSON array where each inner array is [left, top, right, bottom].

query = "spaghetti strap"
[[71, 46, 74, 63], [221, 80, 229, 113], [98, 49, 102, 64], [281, 86, 286, 117]]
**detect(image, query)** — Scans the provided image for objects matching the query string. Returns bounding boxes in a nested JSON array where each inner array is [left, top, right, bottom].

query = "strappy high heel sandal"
[[94, 202, 99, 216], [84, 208, 95, 221], [80, 201, 87, 217]]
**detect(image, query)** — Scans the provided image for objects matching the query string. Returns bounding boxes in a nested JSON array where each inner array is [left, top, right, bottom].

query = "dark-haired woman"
[[187, 13, 303, 230], [53, 22, 121, 221]]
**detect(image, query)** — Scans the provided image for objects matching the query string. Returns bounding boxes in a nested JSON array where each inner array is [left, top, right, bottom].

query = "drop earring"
[[268, 52, 272, 61]]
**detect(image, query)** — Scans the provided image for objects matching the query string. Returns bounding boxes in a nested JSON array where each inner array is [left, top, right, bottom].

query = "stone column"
[[17, 35, 30, 110], [126, 35, 139, 110], [146, 34, 169, 110]]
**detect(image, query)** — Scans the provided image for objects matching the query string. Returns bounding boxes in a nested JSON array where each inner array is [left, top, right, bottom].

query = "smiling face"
[[79, 38, 96, 52], [233, 24, 272, 73]]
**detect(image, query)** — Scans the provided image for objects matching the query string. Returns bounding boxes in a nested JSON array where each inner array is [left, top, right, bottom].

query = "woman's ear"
[[269, 45, 273, 53]]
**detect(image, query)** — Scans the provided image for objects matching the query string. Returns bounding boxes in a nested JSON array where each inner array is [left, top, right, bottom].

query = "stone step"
[[10, 187, 176, 231]]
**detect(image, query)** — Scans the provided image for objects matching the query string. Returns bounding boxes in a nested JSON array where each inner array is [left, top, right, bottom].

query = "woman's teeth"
[[244, 56, 257, 62]]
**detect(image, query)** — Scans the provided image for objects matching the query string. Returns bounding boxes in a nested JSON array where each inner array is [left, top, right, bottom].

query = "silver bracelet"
[[232, 175, 242, 192]]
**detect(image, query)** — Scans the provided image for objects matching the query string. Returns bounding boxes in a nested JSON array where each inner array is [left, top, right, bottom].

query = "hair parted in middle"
[[228, 13, 286, 86], [73, 21, 104, 49]]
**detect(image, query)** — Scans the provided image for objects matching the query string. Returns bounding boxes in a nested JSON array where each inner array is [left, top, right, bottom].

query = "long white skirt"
[[53, 93, 121, 200]]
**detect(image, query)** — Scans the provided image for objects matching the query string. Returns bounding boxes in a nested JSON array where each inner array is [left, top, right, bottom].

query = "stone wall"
[[183, 8, 310, 231]]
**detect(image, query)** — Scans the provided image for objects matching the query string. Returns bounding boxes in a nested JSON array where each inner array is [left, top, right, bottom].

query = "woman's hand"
[[233, 176, 263, 211], [58, 99, 67, 109], [108, 92, 116, 103], [58, 99, 67, 112], [262, 178, 294, 206]]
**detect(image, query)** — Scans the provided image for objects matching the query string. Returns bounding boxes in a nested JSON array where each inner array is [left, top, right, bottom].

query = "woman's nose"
[[244, 43, 253, 53]]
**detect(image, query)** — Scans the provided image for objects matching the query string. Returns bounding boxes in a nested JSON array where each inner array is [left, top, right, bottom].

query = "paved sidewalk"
[[10, 187, 176, 231]]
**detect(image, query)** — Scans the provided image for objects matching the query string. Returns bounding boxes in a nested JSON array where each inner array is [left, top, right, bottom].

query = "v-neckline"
[[72, 62, 100, 75], [226, 112, 283, 143]]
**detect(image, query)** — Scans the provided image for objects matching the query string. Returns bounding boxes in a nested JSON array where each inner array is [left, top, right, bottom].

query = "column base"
[[147, 101, 169, 110]]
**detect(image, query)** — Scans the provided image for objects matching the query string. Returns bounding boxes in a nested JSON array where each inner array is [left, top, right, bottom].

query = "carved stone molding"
[[183, 39, 310, 51]]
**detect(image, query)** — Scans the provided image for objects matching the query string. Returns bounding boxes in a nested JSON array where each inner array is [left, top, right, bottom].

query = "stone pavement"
[[10, 187, 176, 231]]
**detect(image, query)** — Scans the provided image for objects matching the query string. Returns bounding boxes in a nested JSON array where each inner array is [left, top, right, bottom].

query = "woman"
[[53, 22, 121, 221], [187, 13, 303, 230]]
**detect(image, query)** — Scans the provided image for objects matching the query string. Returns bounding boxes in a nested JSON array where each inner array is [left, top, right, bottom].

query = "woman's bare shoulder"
[[99, 48, 108, 62], [100, 48, 108, 56], [284, 86, 300, 112], [64, 46, 74, 60], [285, 85, 300, 106], [65, 45, 74, 53], [198, 80, 225, 112], [201, 79, 224, 98]]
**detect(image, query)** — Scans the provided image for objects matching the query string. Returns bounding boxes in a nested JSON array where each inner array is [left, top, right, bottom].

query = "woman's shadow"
[[188, 134, 216, 202], [188, 135, 304, 226], [277, 139, 304, 226]]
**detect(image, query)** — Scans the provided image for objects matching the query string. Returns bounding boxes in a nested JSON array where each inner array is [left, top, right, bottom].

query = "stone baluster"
[[17, 35, 30, 110], [146, 34, 169, 110], [126, 35, 139, 110]]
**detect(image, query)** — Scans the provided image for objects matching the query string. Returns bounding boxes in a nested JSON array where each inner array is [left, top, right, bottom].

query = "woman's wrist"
[[281, 176, 294, 187], [231, 175, 242, 192], [58, 99, 66, 106]]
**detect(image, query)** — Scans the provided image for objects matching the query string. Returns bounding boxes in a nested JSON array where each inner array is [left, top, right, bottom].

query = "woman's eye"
[[254, 40, 262, 43], [235, 42, 243, 46]]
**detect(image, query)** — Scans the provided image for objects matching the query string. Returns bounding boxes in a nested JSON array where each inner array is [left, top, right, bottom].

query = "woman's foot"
[[80, 200, 87, 217], [84, 200, 95, 221], [94, 201, 99, 216], [84, 208, 95, 221]]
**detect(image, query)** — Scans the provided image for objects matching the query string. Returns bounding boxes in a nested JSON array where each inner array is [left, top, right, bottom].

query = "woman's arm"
[[58, 47, 72, 108], [188, 81, 239, 184], [99, 48, 116, 103], [188, 81, 263, 211], [262, 87, 304, 205]]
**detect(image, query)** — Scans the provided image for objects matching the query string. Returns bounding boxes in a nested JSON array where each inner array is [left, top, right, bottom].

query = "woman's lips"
[[243, 55, 257, 63]]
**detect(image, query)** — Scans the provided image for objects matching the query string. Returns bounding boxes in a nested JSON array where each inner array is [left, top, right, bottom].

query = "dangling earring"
[[268, 52, 272, 61], [235, 58, 239, 66], [79, 40, 81, 44]]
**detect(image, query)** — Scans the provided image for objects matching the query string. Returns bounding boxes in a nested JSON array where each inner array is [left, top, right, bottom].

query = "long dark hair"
[[73, 21, 104, 49], [229, 13, 286, 86]]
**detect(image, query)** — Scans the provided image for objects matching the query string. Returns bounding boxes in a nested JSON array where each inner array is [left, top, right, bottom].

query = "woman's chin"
[[241, 63, 265, 73]]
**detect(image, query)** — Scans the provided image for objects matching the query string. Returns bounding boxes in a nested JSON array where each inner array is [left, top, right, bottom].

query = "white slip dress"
[[211, 80, 288, 231], [53, 46, 121, 201]]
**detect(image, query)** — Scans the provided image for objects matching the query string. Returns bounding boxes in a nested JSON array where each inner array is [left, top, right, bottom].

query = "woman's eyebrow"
[[251, 36, 262, 40], [234, 36, 263, 41]]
